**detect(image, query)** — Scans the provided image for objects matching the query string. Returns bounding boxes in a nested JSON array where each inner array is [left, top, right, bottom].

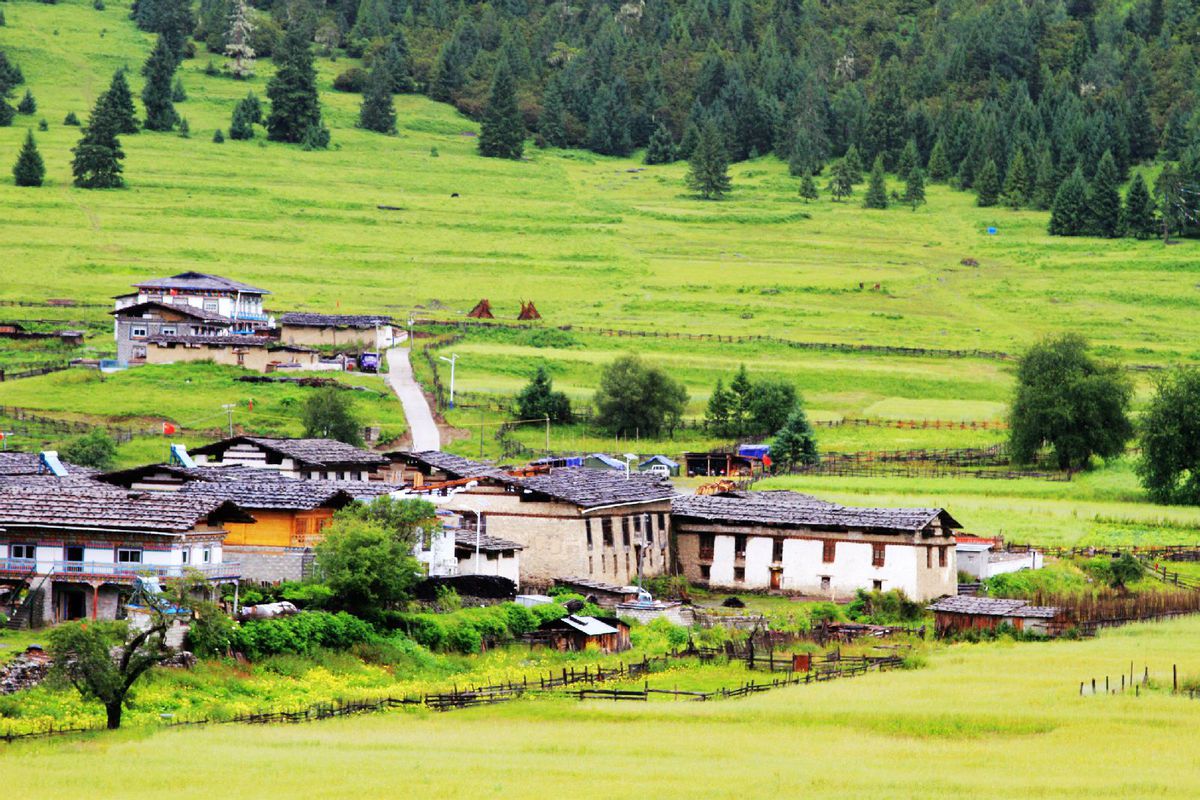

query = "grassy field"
[[6, 616, 1200, 798]]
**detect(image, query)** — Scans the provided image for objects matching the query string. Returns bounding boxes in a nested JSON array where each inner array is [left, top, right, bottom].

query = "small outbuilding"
[[928, 596, 1065, 637], [639, 455, 680, 476], [536, 614, 631, 653], [583, 453, 627, 472]]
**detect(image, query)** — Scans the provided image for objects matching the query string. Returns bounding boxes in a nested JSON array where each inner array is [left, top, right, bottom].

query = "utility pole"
[[407, 316, 414, 349], [545, 415, 550, 454], [438, 353, 458, 409], [479, 406, 485, 459], [221, 403, 236, 436]]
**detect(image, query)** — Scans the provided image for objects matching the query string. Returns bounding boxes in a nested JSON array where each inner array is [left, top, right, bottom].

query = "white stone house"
[[114, 271, 272, 327], [189, 436, 388, 481], [955, 536, 1044, 580], [672, 490, 960, 601]]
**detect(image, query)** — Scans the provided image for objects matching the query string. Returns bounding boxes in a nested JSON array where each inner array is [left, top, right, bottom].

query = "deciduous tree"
[[594, 354, 687, 437], [302, 388, 363, 445], [1137, 368, 1200, 504]]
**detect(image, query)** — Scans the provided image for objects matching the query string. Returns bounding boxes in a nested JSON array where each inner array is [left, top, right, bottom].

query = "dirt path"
[[385, 346, 440, 452]]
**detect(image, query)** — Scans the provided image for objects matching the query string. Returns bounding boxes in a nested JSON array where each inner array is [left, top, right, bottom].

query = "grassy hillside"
[[1, 0, 1199, 361], [8, 616, 1200, 798]]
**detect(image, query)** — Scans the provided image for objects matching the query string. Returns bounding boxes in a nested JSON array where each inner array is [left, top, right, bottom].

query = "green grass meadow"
[[7, 616, 1200, 798]]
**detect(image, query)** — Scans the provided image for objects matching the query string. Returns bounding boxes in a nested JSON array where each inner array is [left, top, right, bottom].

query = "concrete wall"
[[281, 325, 396, 350], [225, 545, 309, 583], [676, 525, 956, 602], [440, 489, 671, 590], [456, 551, 521, 586], [145, 343, 318, 373]]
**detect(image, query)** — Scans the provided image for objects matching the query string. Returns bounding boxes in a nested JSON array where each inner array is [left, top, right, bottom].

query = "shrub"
[[63, 111, 80, 126], [332, 67, 367, 93], [846, 589, 923, 623], [229, 611, 375, 660]]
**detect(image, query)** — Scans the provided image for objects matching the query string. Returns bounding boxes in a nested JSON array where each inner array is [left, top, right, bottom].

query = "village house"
[[96, 462, 393, 582], [381, 450, 510, 486], [956, 535, 1044, 580], [397, 453, 676, 589], [189, 436, 388, 481], [142, 334, 320, 373], [0, 488, 247, 627], [278, 313, 398, 351], [927, 596, 1066, 637], [111, 302, 237, 365], [672, 490, 960, 601], [114, 272, 272, 326], [533, 614, 631, 653]]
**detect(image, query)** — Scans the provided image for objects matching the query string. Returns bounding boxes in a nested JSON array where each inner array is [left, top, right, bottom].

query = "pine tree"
[[224, 0, 256, 79], [16, 89, 35, 114], [644, 122, 676, 165], [1156, 163, 1184, 243], [686, 119, 732, 200], [379, 34, 413, 93], [704, 378, 732, 436], [72, 95, 125, 189], [213, 127, 225, 143], [787, 126, 818, 177], [827, 158, 854, 201], [844, 143, 863, 183], [903, 167, 926, 210], [477, 62, 523, 159], [1088, 150, 1122, 237], [1048, 167, 1089, 236], [1122, 173, 1156, 239], [975, 158, 1000, 207], [229, 94, 257, 139], [12, 129, 44, 187], [863, 154, 888, 209], [927, 138, 950, 182], [101, 69, 138, 134], [539, 78, 568, 148], [171, 77, 186, 103], [141, 35, 179, 131], [897, 137, 919, 178], [771, 405, 819, 469], [1001, 149, 1030, 209], [177, 116, 189, 138], [267, 27, 324, 145], [728, 364, 753, 437], [586, 79, 632, 157], [1031, 148, 1056, 210], [799, 173, 819, 202], [357, 63, 396, 134]]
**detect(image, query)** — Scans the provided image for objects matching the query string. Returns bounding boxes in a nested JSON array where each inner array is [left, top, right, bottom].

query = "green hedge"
[[395, 601, 567, 654], [230, 611, 376, 660]]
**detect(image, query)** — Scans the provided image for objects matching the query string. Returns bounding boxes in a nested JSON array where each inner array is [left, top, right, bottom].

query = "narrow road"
[[386, 346, 440, 452]]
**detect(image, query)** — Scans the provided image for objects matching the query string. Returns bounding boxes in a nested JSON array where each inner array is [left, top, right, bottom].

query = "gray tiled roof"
[[516, 468, 676, 509], [191, 437, 388, 469], [111, 301, 233, 323], [0, 488, 252, 533], [0, 452, 92, 478], [391, 450, 509, 480], [134, 272, 270, 295], [178, 479, 392, 510], [672, 491, 960, 532], [927, 596, 1060, 618], [280, 312, 394, 329], [453, 531, 524, 552], [146, 335, 278, 347]]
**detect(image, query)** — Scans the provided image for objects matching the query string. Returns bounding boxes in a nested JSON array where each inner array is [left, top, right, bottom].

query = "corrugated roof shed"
[[556, 615, 619, 636]]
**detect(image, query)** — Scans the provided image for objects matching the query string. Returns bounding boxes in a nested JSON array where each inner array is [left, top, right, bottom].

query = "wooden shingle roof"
[[134, 272, 270, 295], [190, 437, 388, 469], [389, 450, 509, 480], [279, 312, 393, 329], [177, 478, 393, 510], [672, 491, 960, 533], [927, 596, 1060, 618], [0, 488, 254, 533], [515, 468, 676, 510]]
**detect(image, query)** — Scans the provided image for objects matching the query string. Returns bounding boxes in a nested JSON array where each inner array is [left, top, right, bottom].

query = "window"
[[820, 576, 831, 591], [939, 546, 948, 567], [873, 579, 883, 591], [202, 548, 212, 563], [633, 515, 642, 534], [602, 518, 614, 547], [117, 548, 143, 564], [734, 535, 747, 559], [871, 543, 886, 567], [699, 533, 715, 560], [822, 540, 836, 563], [65, 546, 84, 571], [10, 543, 35, 560], [733, 566, 745, 582], [585, 519, 593, 550], [613, 554, 619, 573], [700, 564, 711, 580], [588, 556, 593, 574], [131, 327, 147, 338], [657, 512, 667, 531], [625, 553, 630, 574], [161, 326, 176, 336], [181, 549, 190, 565], [772, 539, 784, 562], [645, 520, 653, 544], [621, 517, 630, 547], [926, 547, 932, 569], [204, 300, 219, 313]]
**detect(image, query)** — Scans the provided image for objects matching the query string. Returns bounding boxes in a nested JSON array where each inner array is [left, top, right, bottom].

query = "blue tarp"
[[738, 444, 771, 459], [639, 455, 679, 469], [586, 453, 627, 470]]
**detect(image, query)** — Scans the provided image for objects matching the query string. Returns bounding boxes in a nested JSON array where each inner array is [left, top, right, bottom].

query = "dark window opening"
[[734, 535, 747, 559], [822, 540, 836, 563], [602, 518, 613, 547], [872, 544, 886, 567], [772, 538, 784, 562], [699, 533, 714, 560], [733, 566, 745, 582]]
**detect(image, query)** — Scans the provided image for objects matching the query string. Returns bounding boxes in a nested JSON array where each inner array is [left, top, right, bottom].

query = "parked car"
[[644, 464, 672, 478], [357, 352, 380, 373]]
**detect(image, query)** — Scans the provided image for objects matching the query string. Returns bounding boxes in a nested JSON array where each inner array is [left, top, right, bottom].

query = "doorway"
[[769, 567, 782, 591], [59, 588, 87, 620]]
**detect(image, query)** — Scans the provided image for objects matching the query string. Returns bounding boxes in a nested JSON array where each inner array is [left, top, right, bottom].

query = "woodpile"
[[466, 299, 494, 319]]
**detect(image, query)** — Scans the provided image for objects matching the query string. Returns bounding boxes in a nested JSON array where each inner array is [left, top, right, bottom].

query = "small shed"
[[536, 614, 631, 653], [928, 596, 1064, 637], [555, 577, 639, 608], [638, 455, 680, 476]]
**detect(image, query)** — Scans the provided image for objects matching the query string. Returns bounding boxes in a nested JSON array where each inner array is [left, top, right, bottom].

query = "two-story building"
[[114, 271, 272, 326], [0, 488, 248, 627], [189, 436, 388, 481], [405, 460, 677, 590], [672, 490, 959, 601]]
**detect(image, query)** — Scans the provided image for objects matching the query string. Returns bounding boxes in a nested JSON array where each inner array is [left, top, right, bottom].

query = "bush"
[[846, 589, 923, 624], [63, 111, 80, 126], [332, 67, 367, 93], [229, 611, 375, 660]]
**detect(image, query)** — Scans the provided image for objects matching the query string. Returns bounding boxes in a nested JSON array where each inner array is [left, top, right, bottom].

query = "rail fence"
[[0, 363, 75, 382], [0, 405, 226, 445]]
